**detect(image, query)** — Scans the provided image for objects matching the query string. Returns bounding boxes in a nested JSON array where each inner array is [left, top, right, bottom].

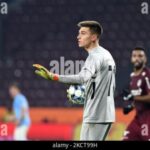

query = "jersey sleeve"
[[145, 70, 150, 93], [58, 54, 99, 84]]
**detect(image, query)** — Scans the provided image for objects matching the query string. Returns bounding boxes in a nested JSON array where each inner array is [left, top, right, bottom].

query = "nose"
[[134, 57, 141, 62], [77, 34, 80, 40]]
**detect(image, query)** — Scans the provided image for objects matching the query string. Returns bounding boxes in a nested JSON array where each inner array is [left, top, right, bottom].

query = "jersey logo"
[[137, 79, 142, 87], [142, 72, 146, 76], [131, 88, 142, 96], [108, 65, 112, 71]]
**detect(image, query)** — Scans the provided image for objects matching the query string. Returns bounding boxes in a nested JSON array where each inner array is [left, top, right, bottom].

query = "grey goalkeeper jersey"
[[59, 46, 116, 123]]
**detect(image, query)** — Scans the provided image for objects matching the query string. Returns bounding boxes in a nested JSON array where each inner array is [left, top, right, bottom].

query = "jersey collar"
[[88, 46, 101, 54]]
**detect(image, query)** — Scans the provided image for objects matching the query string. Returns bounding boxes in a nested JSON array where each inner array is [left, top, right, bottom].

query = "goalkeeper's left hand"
[[33, 64, 59, 81]]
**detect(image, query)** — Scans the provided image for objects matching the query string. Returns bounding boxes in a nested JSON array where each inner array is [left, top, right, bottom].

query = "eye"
[[81, 31, 86, 35], [138, 54, 143, 57], [132, 54, 136, 57]]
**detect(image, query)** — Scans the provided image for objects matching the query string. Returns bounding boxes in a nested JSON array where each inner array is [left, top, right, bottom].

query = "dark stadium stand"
[[0, 0, 150, 107]]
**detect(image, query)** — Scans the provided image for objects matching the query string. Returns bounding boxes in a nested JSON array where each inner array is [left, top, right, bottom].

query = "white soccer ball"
[[67, 85, 85, 104]]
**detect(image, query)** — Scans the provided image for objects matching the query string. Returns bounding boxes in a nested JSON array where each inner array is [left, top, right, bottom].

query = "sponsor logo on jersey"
[[131, 88, 142, 96]]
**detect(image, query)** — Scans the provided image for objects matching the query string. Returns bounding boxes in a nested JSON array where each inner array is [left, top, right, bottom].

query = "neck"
[[13, 91, 20, 98], [85, 41, 99, 52]]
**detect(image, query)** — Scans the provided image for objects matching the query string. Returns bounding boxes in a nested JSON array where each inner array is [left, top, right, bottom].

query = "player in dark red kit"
[[123, 47, 150, 141]]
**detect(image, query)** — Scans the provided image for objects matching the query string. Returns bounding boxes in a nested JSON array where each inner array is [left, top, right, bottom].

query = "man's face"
[[131, 50, 146, 70], [9, 86, 19, 98], [77, 27, 97, 48]]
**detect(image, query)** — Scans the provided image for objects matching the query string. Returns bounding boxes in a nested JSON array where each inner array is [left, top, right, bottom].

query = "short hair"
[[133, 47, 147, 55], [9, 82, 21, 90], [133, 47, 145, 51], [77, 20, 103, 38]]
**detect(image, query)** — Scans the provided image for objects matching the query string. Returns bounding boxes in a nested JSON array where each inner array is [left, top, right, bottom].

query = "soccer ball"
[[67, 85, 85, 104]]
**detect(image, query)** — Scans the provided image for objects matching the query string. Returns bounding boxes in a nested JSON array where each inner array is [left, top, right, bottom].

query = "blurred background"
[[0, 0, 150, 140]]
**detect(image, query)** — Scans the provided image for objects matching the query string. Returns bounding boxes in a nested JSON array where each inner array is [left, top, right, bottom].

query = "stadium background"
[[0, 0, 149, 140]]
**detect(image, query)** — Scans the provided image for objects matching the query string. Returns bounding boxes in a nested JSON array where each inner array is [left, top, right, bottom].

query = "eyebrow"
[[80, 30, 87, 33], [132, 53, 144, 56]]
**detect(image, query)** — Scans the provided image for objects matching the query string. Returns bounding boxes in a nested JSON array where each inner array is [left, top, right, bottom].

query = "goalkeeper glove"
[[33, 64, 59, 81]]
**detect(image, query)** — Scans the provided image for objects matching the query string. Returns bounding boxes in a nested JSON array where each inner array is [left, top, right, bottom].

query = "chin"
[[78, 44, 84, 48], [134, 64, 144, 70]]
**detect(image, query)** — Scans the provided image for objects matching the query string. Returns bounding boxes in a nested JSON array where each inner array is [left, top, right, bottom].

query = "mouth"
[[134, 61, 141, 65], [134, 61, 140, 65], [78, 41, 81, 45]]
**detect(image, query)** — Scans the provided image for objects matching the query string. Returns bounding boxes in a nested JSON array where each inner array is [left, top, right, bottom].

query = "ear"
[[91, 34, 97, 42]]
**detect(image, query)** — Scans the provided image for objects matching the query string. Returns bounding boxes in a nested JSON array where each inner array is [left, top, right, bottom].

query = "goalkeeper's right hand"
[[33, 64, 59, 81]]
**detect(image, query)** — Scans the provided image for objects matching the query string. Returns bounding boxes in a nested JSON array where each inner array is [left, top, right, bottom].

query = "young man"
[[123, 47, 150, 141], [33, 21, 116, 141], [8, 82, 31, 140]]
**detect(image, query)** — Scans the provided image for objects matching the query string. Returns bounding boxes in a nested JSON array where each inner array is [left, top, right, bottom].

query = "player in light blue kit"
[[8, 82, 31, 140]]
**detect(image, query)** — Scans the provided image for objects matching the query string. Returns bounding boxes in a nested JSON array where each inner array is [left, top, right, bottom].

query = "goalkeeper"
[[33, 21, 116, 141]]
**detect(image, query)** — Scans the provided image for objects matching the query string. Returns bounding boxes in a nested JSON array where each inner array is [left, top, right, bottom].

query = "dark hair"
[[133, 47, 147, 55], [133, 47, 145, 51], [77, 20, 103, 38], [9, 82, 21, 90]]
